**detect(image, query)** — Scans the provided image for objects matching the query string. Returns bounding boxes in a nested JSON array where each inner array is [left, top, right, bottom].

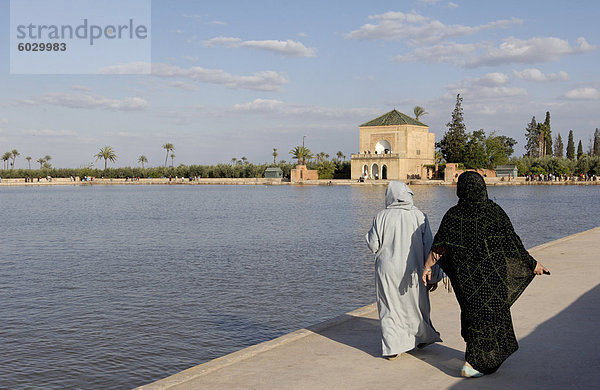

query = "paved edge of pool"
[[136, 226, 600, 390]]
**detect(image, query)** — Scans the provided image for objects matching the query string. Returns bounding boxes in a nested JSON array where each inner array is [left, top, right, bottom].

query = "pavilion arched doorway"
[[372, 163, 379, 180]]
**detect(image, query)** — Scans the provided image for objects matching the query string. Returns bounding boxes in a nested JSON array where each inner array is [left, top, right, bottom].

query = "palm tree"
[[36, 157, 45, 169], [2, 152, 10, 169], [44, 155, 52, 162], [162, 143, 174, 167], [170, 153, 175, 167], [94, 146, 118, 170], [138, 155, 148, 169], [272, 148, 278, 164], [336, 151, 344, 161], [11, 149, 20, 169], [413, 106, 429, 121], [231, 157, 237, 165], [241, 156, 248, 165], [26, 156, 32, 169], [289, 146, 313, 165]]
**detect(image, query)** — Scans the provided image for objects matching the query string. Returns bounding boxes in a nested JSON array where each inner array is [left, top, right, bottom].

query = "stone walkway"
[[138, 227, 600, 390]]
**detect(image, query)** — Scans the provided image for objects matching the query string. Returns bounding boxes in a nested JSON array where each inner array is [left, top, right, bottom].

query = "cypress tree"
[[524, 116, 538, 157], [537, 123, 550, 157], [544, 111, 552, 156], [577, 140, 583, 159], [437, 94, 468, 163], [566, 130, 575, 160], [594, 128, 600, 157], [554, 133, 564, 158]]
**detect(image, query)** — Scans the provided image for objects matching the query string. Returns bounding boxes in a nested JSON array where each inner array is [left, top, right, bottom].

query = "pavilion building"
[[350, 109, 436, 180]]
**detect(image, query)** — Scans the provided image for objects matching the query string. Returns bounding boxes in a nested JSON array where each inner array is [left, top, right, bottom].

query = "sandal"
[[461, 364, 484, 378]]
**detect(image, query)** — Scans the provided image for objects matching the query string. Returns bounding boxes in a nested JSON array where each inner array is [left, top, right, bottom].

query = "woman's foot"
[[461, 362, 484, 378], [385, 354, 399, 360]]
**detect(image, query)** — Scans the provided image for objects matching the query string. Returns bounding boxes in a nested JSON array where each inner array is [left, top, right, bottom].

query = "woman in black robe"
[[422, 171, 549, 377]]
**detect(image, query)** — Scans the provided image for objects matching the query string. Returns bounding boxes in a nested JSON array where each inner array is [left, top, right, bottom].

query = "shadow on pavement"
[[314, 316, 381, 358], [314, 315, 464, 377], [314, 283, 600, 387], [446, 283, 600, 389]]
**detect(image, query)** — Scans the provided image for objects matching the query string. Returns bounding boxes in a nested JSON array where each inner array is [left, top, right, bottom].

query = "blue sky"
[[1, 0, 599, 168]]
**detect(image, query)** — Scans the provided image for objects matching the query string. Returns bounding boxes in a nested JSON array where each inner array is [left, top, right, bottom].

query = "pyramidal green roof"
[[360, 109, 427, 127]]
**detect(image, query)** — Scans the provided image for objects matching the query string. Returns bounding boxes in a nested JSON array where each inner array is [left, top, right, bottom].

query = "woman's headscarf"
[[456, 171, 488, 203], [385, 181, 416, 210]]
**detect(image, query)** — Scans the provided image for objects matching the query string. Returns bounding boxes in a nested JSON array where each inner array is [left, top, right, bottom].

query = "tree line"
[[525, 115, 600, 160], [0, 142, 351, 180], [437, 94, 600, 176]]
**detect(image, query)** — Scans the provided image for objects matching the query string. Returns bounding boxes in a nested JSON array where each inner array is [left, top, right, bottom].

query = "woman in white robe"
[[366, 181, 442, 358]]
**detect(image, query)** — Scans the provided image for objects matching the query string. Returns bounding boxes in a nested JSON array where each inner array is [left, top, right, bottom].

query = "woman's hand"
[[422, 267, 432, 286], [534, 261, 549, 275], [422, 249, 442, 286]]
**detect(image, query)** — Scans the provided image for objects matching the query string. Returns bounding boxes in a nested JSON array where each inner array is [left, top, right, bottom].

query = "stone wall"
[[290, 165, 319, 182], [443, 163, 496, 182]]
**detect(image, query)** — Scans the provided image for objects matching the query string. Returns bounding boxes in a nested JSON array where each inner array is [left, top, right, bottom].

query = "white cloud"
[[70, 85, 92, 92], [513, 68, 569, 82], [203, 37, 241, 47], [229, 98, 378, 119], [19, 93, 148, 111], [169, 81, 201, 91], [182, 56, 199, 63], [232, 98, 286, 112], [203, 36, 317, 57], [563, 87, 600, 100], [396, 41, 478, 63], [445, 73, 526, 101], [475, 72, 510, 86], [397, 37, 595, 67], [467, 36, 595, 67], [446, 72, 510, 89], [210, 20, 227, 25], [345, 11, 521, 45], [473, 87, 527, 98], [447, 2, 459, 8], [98, 62, 151, 73], [100, 62, 289, 92], [23, 129, 78, 137]]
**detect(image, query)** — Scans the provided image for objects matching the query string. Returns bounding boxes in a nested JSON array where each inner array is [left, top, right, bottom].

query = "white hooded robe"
[[366, 181, 442, 356]]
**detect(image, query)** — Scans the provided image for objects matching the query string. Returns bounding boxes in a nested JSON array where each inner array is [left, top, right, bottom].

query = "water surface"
[[1, 184, 598, 389]]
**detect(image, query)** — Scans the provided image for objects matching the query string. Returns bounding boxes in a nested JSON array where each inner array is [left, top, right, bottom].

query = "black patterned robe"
[[433, 171, 537, 374]]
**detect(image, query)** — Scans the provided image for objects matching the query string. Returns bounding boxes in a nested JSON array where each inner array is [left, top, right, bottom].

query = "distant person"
[[422, 171, 549, 378], [366, 181, 443, 360]]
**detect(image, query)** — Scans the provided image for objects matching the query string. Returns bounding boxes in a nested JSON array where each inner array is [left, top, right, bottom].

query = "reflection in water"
[[0, 184, 598, 389]]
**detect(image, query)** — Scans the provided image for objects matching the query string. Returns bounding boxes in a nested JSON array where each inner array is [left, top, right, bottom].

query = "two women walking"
[[367, 172, 549, 378]]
